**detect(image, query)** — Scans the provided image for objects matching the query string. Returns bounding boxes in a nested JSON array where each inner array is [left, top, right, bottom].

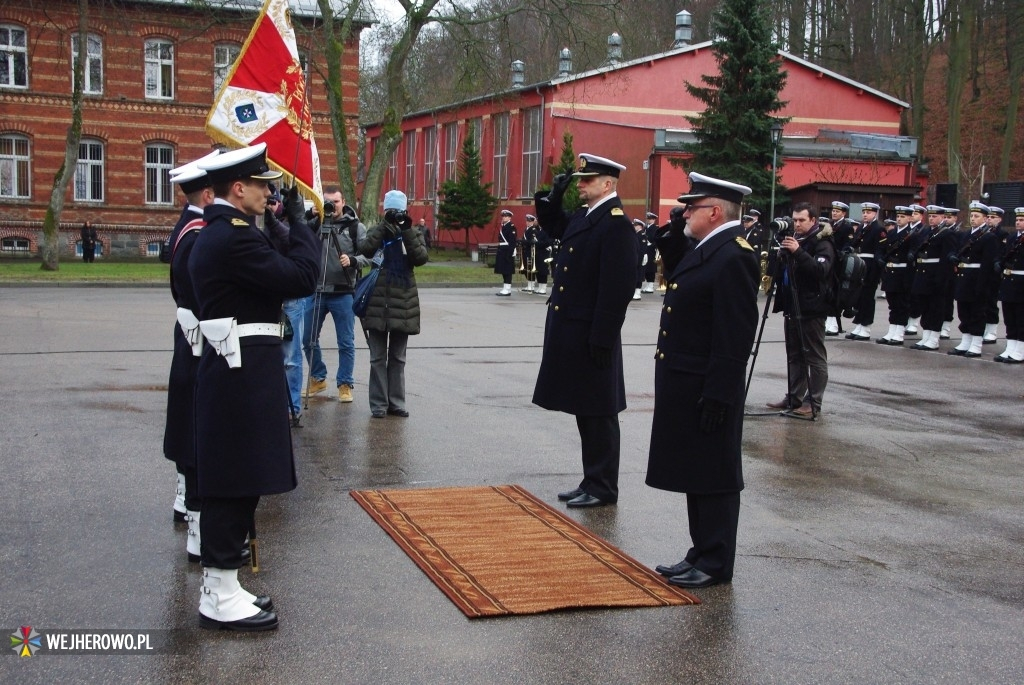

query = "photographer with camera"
[[358, 190, 429, 418], [303, 186, 369, 403], [765, 203, 836, 417]]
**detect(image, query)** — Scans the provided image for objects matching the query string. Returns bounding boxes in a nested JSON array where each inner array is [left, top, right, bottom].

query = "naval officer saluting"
[[533, 153, 637, 508], [188, 143, 319, 631]]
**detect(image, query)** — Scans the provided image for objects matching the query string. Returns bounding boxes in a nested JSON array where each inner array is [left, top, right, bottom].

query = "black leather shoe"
[[253, 595, 274, 612], [557, 487, 584, 501], [371, 411, 386, 418], [962, 351, 981, 358], [947, 348, 967, 356], [655, 559, 693, 577], [199, 610, 278, 632], [566, 493, 612, 508], [667, 567, 729, 589], [845, 333, 870, 341], [877, 338, 903, 346], [386, 408, 409, 417]]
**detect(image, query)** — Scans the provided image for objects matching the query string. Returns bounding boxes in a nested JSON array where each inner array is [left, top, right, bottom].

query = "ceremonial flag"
[[206, 0, 322, 212]]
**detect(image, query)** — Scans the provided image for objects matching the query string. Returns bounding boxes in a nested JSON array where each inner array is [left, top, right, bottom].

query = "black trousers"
[[200, 496, 259, 569], [919, 292, 946, 331], [575, 415, 620, 503], [182, 464, 201, 511], [851, 271, 881, 326], [1003, 301, 1024, 340], [957, 299, 985, 335], [684, 492, 741, 580], [886, 289, 910, 325]]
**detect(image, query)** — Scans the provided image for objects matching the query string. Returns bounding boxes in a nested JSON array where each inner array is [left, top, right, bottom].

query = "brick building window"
[[492, 113, 510, 200], [387, 147, 398, 190], [0, 133, 30, 199], [75, 138, 104, 202], [443, 122, 458, 182], [144, 38, 174, 99], [423, 126, 437, 200], [521, 107, 542, 198], [145, 143, 174, 204], [0, 25, 28, 89], [146, 241, 163, 257], [213, 43, 240, 94], [404, 130, 416, 200], [71, 33, 103, 95], [1, 237, 30, 252]]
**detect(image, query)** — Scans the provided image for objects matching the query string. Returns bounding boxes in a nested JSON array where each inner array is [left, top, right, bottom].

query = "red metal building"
[[363, 39, 920, 249], [0, 0, 365, 258]]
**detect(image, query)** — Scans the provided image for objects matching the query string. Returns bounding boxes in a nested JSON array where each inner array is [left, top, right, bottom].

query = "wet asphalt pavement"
[[1, 285, 1022, 684]]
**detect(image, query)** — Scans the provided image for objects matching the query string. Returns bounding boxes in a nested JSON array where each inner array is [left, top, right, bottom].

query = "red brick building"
[[0, 0, 365, 258], [363, 37, 922, 250]]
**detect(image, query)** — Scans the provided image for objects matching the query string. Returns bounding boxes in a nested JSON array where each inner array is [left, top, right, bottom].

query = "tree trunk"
[[998, 0, 1024, 180], [945, 0, 975, 185], [40, 0, 88, 271]]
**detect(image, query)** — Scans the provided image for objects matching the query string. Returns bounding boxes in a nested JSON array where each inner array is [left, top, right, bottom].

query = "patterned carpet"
[[351, 484, 699, 618]]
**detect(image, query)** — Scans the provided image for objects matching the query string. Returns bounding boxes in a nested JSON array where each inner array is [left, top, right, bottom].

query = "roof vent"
[[606, 32, 622, 65], [511, 59, 525, 87], [674, 11, 693, 47], [558, 48, 572, 77]]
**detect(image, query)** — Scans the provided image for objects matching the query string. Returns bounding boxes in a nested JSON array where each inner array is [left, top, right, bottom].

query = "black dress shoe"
[[962, 351, 981, 358], [947, 348, 967, 356], [655, 559, 693, 577], [253, 595, 274, 612], [371, 411, 386, 418], [199, 609, 278, 632], [557, 487, 584, 501], [566, 493, 612, 508], [386, 408, 409, 417], [667, 567, 729, 589], [845, 333, 870, 341]]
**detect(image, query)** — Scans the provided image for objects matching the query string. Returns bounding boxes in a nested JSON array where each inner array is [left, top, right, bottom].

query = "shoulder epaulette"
[[735, 236, 754, 251], [610, 208, 624, 216], [231, 218, 249, 227]]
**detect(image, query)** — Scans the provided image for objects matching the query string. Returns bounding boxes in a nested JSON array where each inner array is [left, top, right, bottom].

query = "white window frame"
[[521, 107, 542, 198], [145, 143, 174, 205], [144, 38, 174, 99], [75, 138, 105, 202], [443, 122, 458, 182], [213, 43, 240, 95], [1, 236, 30, 252], [0, 133, 31, 199], [423, 126, 437, 200], [492, 113, 510, 200], [0, 25, 28, 89], [404, 130, 416, 200], [72, 33, 103, 95]]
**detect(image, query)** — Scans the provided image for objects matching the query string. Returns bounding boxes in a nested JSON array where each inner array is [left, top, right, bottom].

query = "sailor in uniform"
[[495, 210, 517, 296], [533, 153, 637, 508], [877, 206, 916, 345], [983, 207, 1007, 344], [188, 143, 319, 631], [948, 201, 1001, 358], [642, 211, 659, 292], [846, 202, 885, 340], [633, 218, 651, 300], [994, 208, 1024, 363], [908, 206, 958, 350], [825, 201, 853, 335]]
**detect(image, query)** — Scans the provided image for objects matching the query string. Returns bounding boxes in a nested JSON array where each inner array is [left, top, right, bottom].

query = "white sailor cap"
[[742, 214, 755, 221], [1016, 207, 1024, 217], [500, 209, 513, 217], [831, 201, 849, 211], [987, 206, 1004, 216], [169, 150, 221, 179], [968, 201, 990, 214], [748, 208, 761, 217], [572, 153, 626, 178], [525, 214, 537, 221], [895, 206, 913, 215], [677, 172, 752, 205], [861, 202, 880, 211], [198, 143, 281, 184], [170, 163, 212, 194], [945, 207, 960, 215], [926, 205, 945, 214], [645, 211, 658, 220], [633, 218, 646, 227], [910, 204, 927, 213]]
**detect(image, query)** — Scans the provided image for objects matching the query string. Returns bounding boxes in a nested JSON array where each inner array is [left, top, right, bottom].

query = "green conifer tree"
[[437, 132, 500, 256], [549, 130, 583, 212], [681, 0, 789, 212]]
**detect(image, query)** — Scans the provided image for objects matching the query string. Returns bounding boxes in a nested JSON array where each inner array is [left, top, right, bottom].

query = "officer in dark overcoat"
[[533, 153, 637, 508], [494, 209, 517, 296], [948, 201, 1001, 357], [908, 206, 958, 350], [188, 143, 319, 631], [163, 155, 217, 560], [646, 172, 758, 589], [995, 208, 1024, 363], [876, 206, 916, 344], [846, 202, 886, 340]]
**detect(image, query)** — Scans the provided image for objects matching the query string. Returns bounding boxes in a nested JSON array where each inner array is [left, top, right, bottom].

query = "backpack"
[[833, 248, 867, 315]]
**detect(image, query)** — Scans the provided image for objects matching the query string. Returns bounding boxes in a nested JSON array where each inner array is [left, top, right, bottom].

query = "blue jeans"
[[304, 292, 356, 388], [282, 296, 310, 416]]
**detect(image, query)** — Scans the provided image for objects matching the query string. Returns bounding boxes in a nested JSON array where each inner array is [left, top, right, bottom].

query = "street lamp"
[[769, 121, 783, 220]]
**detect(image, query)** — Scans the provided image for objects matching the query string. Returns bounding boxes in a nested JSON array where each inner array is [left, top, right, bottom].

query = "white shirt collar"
[[585, 191, 617, 215], [694, 219, 741, 249]]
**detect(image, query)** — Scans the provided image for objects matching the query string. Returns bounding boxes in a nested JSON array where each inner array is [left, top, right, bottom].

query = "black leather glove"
[[993, 261, 1002, 274], [589, 344, 613, 370], [697, 397, 727, 434], [263, 207, 289, 241], [906, 252, 916, 264], [282, 184, 305, 227], [396, 212, 412, 232], [946, 252, 960, 264], [669, 206, 687, 232], [545, 173, 571, 204]]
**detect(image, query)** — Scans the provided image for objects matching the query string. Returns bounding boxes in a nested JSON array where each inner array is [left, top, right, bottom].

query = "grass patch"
[[0, 253, 494, 284]]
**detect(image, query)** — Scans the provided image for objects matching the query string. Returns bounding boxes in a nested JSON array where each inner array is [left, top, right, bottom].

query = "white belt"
[[237, 323, 283, 338], [886, 262, 907, 268], [958, 263, 981, 269], [857, 253, 874, 259], [1005, 269, 1024, 276], [916, 258, 940, 264]]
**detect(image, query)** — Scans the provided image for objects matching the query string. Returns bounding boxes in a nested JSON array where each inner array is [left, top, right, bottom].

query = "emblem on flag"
[[206, 0, 322, 211]]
